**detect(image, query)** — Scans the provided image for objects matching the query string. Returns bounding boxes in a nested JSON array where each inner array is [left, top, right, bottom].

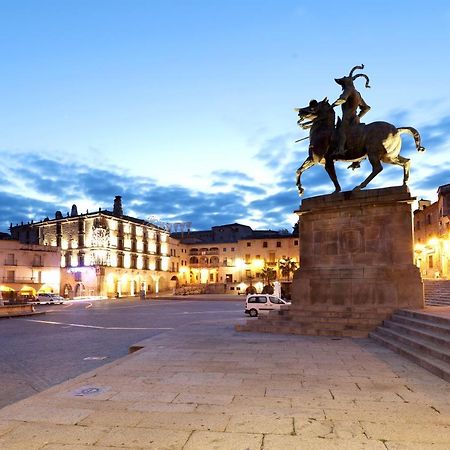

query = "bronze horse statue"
[[295, 98, 425, 195]]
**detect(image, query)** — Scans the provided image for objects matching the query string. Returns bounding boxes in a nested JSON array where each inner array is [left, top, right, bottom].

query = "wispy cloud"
[[1, 110, 449, 234]]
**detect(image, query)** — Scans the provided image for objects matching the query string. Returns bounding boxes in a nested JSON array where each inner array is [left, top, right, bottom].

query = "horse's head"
[[295, 97, 332, 129]]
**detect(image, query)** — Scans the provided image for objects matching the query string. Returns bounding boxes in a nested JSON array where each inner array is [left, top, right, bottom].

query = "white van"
[[245, 294, 290, 317]]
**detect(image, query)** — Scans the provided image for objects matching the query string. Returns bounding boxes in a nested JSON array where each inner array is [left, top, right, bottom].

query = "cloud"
[[1, 110, 449, 234], [0, 154, 280, 233]]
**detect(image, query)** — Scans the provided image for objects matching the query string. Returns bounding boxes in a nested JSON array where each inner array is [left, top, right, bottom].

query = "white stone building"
[[10, 197, 181, 298]]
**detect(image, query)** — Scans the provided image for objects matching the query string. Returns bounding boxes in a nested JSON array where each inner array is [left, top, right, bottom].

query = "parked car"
[[36, 293, 65, 305], [245, 294, 291, 317]]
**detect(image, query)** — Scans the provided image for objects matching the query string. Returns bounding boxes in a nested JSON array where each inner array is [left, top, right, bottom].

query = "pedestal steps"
[[236, 308, 387, 338], [424, 280, 450, 306], [369, 310, 450, 382]]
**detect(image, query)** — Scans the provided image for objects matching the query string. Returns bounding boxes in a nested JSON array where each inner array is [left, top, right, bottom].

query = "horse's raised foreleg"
[[324, 157, 341, 193], [353, 153, 383, 191], [296, 157, 315, 196]]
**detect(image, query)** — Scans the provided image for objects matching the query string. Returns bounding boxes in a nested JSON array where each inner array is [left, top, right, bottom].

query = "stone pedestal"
[[237, 186, 424, 337]]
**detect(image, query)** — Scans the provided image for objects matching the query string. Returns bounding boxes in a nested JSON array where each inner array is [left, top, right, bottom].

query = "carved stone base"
[[237, 186, 424, 337]]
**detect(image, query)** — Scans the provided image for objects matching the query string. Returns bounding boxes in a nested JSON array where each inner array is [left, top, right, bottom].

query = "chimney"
[[71, 204, 78, 217], [113, 196, 123, 216]]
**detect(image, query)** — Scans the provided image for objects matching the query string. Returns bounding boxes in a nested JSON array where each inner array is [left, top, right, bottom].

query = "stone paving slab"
[[0, 320, 449, 449]]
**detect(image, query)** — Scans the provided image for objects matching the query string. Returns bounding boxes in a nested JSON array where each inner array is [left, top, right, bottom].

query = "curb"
[[0, 311, 46, 319]]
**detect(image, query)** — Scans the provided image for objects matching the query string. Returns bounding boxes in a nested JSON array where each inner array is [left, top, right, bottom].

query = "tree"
[[279, 257, 298, 281], [260, 266, 276, 286]]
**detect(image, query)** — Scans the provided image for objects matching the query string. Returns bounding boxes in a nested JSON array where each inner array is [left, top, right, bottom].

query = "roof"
[[10, 210, 167, 232]]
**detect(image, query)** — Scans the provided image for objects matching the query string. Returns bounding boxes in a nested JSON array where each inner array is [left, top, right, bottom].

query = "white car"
[[245, 294, 291, 317], [36, 293, 65, 305]]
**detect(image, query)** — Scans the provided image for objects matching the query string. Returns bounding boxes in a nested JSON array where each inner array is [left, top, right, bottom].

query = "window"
[[223, 248, 226, 252], [427, 214, 431, 225], [33, 254, 43, 266], [428, 255, 433, 269], [245, 254, 251, 263], [231, 247, 235, 252], [276, 241, 281, 248], [248, 295, 267, 304], [256, 255, 261, 259], [117, 253, 124, 268], [6, 270, 15, 282], [209, 273, 214, 282], [294, 240, 299, 246], [225, 274, 233, 282], [5, 253, 15, 265], [247, 242, 251, 247], [263, 241, 268, 248]]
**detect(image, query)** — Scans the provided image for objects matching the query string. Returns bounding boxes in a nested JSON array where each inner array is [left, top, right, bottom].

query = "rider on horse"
[[332, 64, 371, 157]]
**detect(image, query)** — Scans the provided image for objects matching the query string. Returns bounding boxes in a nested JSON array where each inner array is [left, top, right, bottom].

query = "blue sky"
[[1, 0, 449, 233]]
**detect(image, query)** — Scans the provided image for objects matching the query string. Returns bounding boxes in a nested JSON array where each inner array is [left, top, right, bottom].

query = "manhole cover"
[[72, 386, 110, 397]]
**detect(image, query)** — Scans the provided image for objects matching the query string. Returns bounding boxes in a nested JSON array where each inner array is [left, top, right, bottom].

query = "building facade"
[[414, 184, 450, 279], [0, 238, 60, 302], [172, 223, 299, 294], [10, 197, 181, 298]]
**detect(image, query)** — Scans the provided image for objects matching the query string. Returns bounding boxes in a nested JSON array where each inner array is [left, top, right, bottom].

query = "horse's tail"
[[397, 127, 426, 152]]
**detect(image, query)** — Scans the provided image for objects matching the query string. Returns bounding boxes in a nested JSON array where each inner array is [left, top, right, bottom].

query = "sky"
[[1, 0, 450, 233]]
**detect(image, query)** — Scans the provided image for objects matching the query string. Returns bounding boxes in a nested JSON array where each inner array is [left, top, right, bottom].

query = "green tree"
[[260, 266, 276, 285], [278, 257, 298, 281]]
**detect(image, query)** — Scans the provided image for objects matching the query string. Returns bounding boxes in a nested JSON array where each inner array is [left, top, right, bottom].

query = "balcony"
[[190, 262, 220, 269], [3, 260, 17, 266], [2, 277, 39, 284], [189, 249, 219, 256]]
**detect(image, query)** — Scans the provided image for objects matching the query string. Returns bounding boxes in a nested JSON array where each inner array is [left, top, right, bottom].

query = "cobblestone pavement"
[[0, 316, 449, 449]]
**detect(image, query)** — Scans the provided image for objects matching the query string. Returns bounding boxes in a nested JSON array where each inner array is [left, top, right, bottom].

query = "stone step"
[[369, 330, 450, 382], [390, 313, 450, 337], [237, 320, 369, 338], [395, 309, 450, 326], [383, 319, 450, 348], [372, 326, 450, 364], [423, 280, 450, 306]]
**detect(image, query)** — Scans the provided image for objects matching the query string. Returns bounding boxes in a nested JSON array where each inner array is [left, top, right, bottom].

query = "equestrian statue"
[[295, 65, 425, 196]]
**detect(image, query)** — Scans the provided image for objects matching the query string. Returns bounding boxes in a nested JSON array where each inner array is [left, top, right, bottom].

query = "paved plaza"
[[0, 312, 449, 449]]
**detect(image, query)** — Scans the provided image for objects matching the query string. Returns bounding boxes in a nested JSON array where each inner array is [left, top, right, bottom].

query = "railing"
[[189, 262, 220, 268], [3, 260, 17, 266], [1, 277, 39, 283], [189, 250, 219, 256]]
